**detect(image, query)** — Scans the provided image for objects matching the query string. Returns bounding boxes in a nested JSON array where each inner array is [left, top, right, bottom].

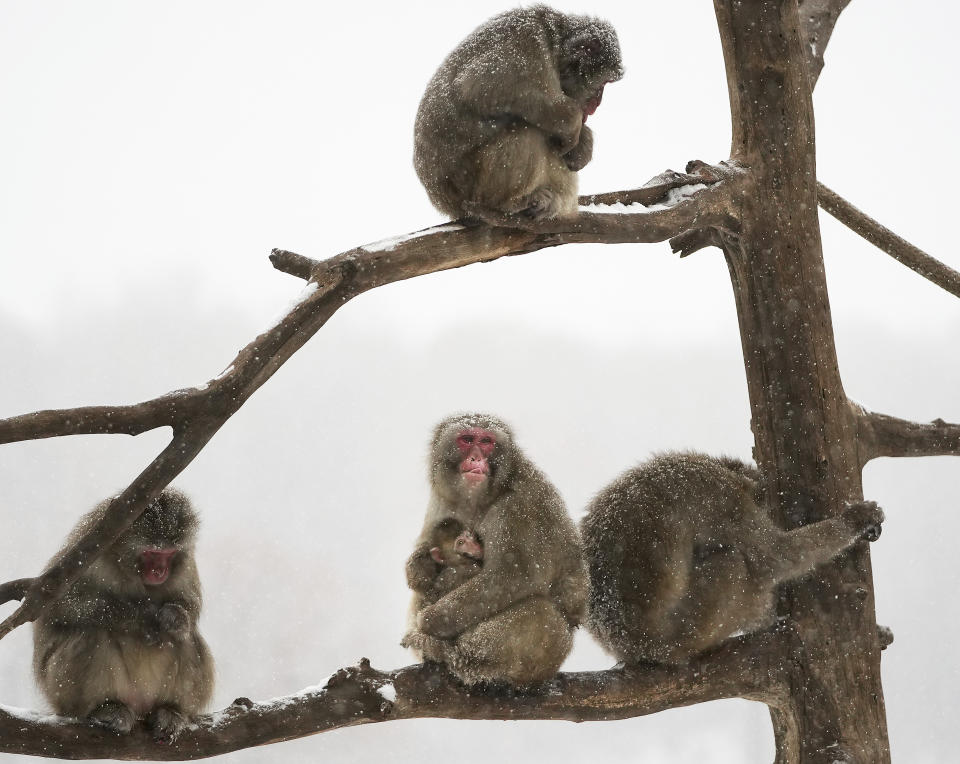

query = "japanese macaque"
[[580, 452, 885, 665], [33, 488, 214, 742], [414, 5, 624, 222], [402, 413, 588, 687], [406, 518, 484, 611]]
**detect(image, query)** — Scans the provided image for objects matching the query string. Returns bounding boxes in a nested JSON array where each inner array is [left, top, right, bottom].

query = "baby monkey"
[[414, 4, 624, 222], [33, 488, 214, 742], [405, 518, 483, 620]]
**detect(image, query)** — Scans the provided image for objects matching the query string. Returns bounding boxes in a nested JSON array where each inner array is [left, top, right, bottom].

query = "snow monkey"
[[580, 452, 885, 665], [403, 413, 588, 687], [33, 488, 214, 742], [413, 4, 624, 222]]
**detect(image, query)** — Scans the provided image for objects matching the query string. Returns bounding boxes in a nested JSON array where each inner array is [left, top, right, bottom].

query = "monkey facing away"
[[580, 452, 885, 665], [402, 413, 588, 687], [414, 5, 624, 222], [33, 488, 214, 742]]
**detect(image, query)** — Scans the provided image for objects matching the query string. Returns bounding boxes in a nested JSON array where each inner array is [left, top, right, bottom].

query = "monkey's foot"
[[147, 706, 187, 744], [460, 196, 570, 229], [88, 701, 135, 735], [843, 500, 885, 542], [401, 630, 457, 665], [517, 188, 566, 220]]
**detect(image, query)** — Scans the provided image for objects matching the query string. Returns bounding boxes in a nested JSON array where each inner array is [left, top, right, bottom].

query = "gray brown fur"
[[32, 488, 214, 741], [406, 518, 483, 610], [403, 413, 588, 687], [413, 5, 623, 222], [580, 452, 884, 664]]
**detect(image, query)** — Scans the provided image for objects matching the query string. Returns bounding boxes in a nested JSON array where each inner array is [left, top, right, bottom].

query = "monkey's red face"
[[455, 428, 496, 485], [138, 548, 178, 585]]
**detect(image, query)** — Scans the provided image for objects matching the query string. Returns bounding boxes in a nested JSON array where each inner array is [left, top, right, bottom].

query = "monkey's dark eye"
[[460, 435, 474, 444], [480, 436, 493, 445]]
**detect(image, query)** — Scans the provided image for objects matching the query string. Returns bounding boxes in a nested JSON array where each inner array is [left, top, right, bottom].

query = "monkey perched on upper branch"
[[403, 413, 588, 687], [414, 5, 623, 222], [33, 488, 214, 742], [580, 452, 885, 665]]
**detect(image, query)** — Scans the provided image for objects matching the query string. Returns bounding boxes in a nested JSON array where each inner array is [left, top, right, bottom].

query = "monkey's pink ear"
[[429, 547, 444, 564]]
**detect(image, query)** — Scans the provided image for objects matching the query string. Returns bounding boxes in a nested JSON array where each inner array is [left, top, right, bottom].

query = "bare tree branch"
[[0, 578, 31, 606], [798, 0, 853, 87], [0, 175, 740, 644], [0, 397, 190, 446], [0, 629, 789, 760], [818, 182, 960, 299], [577, 161, 725, 207], [854, 403, 960, 464]]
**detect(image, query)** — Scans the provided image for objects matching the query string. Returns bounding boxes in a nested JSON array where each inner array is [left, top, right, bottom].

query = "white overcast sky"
[[1, 2, 958, 763]]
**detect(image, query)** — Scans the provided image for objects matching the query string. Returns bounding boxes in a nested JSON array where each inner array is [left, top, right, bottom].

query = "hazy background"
[[0, 1, 957, 762]]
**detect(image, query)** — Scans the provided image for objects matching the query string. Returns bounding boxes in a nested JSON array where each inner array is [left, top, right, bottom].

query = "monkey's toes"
[[88, 701, 136, 735], [520, 189, 563, 220], [844, 500, 885, 542], [147, 707, 187, 744], [860, 523, 882, 542]]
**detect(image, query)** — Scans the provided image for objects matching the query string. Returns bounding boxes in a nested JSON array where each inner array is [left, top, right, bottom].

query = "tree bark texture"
[[714, 1, 887, 760]]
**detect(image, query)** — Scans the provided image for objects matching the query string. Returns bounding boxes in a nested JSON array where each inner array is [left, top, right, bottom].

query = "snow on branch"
[[854, 404, 960, 464], [818, 182, 960, 300], [0, 170, 739, 646], [0, 628, 790, 760]]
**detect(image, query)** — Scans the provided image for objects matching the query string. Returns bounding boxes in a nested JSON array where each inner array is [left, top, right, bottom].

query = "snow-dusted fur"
[[403, 413, 587, 687], [33, 489, 214, 740], [581, 452, 883, 664], [413, 5, 623, 222]]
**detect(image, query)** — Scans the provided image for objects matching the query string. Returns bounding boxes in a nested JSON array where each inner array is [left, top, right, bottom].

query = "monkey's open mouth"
[[140, 549, 177, 585]]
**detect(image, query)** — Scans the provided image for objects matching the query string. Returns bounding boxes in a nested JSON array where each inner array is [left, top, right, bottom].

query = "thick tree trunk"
[[714, 1, 888, 761]]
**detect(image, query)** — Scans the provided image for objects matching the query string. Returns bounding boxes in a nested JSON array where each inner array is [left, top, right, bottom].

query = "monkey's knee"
[[456, 599, 573, 686], [471, 130, 577, 220], [89, 701, 136, 734]]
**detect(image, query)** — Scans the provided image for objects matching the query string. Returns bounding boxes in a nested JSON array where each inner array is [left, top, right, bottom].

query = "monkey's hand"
[[416, 602, 460, 639], [562, 124, 593, 171], [549, 100, 584, 154], [156, 603, 191, 641], [402, 629, 456, 665], [842, 500, 885, 542]]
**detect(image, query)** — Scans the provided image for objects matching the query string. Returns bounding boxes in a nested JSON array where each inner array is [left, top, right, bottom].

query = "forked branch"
[[0, 171, 740, 645], [0, 627, 790, 760]]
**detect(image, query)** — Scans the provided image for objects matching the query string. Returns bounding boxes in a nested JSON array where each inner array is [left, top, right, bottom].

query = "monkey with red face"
[[32, 488, 213, 742], [403, 413, 587, 687]]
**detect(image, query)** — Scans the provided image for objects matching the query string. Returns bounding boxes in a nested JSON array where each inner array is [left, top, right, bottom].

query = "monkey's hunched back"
[[581, 452, 884, 665], [33, 488, 214, 742], [414, 5, 622, 222]]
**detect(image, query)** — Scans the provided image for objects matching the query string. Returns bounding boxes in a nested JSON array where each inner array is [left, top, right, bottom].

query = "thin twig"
[[818, 182, 960, 299]]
